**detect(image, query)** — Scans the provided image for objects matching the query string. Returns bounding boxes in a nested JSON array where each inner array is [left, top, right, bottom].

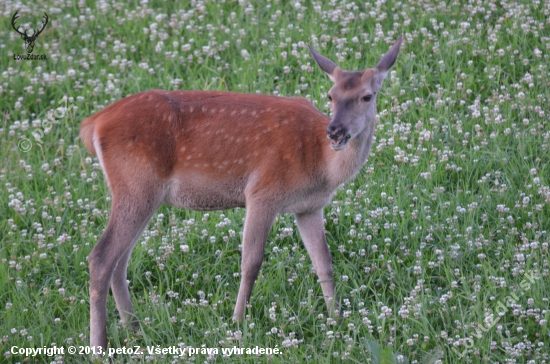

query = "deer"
[[11, 10, 49, 54], [80, 35, 402, 350]]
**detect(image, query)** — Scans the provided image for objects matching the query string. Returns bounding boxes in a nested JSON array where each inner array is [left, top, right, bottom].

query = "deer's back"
[[86, 90, 332, 211]]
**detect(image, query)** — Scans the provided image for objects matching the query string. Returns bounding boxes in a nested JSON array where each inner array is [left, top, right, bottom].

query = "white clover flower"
[[241, 49, 251, 61]]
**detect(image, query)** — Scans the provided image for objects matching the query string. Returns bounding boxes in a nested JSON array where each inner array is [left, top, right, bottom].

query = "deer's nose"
[[327, 123, 346, 140]]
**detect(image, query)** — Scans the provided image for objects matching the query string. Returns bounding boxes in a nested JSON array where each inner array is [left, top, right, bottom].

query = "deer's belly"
[[166, 176, 246, 211]]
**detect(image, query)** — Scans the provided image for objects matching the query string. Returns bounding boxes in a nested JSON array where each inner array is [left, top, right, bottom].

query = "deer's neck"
[[326, 122, 375, 188]]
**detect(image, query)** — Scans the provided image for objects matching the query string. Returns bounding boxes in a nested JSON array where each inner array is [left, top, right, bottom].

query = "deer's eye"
[[362, 95, 373, 102], [327, 94, 333, 101]]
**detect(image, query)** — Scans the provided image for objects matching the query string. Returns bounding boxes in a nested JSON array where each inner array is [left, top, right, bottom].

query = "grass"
[[1, 0, 549, 363]]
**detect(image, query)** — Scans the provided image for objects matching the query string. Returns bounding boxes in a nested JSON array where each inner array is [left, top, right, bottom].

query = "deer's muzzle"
[[326, 122, 350, 151]]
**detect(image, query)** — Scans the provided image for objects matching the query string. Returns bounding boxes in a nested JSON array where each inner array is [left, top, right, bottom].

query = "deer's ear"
[[308, 45, 341, 82], [372, 34, 403, 91]]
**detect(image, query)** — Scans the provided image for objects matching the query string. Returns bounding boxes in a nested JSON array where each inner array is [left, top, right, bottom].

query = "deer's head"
[[309, 35, 403, 151]]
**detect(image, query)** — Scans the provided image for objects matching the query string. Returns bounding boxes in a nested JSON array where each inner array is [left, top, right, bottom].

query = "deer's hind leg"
[[89, 143, 167, 350]]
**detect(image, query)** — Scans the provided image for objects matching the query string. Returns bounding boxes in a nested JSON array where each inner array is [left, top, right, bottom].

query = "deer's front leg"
[[295, 209, 339, 316], [233, 202, 277, 321]]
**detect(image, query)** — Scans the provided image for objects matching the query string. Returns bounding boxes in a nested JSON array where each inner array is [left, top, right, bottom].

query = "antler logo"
[[11, 10, 49, 54]]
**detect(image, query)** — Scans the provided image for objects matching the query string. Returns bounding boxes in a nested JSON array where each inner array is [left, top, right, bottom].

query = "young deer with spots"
[[80, 35, 402, 350]]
